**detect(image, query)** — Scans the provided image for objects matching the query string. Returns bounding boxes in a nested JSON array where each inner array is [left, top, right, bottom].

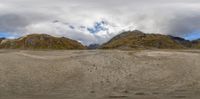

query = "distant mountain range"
[[0, 31, 199, 50], [87, 44, 100, 49]]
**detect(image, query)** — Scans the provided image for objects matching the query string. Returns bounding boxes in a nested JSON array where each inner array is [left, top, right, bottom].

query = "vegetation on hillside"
[[0, 34, 86, 50], [101, 30, 192, 49], [0, 31, 200, 50], [192, 39, 200, 49]]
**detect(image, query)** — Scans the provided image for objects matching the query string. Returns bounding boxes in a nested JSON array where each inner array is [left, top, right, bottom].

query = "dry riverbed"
[[0, 49, 200, 99]]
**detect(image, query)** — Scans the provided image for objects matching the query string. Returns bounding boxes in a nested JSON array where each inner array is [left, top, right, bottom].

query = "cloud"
[[0, 13, 28, 33], [0, 0, 200, 45]]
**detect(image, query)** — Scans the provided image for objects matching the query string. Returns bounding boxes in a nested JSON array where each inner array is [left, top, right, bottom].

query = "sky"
[[0, 0, 200, 45]]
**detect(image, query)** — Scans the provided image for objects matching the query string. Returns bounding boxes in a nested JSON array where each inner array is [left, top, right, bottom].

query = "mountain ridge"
[[0, 34, 86, 49], [0, 31, 200, 50], [100, 30, 197, 49]]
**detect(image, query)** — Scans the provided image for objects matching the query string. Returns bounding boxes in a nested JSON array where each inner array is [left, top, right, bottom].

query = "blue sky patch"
[[0, 32, 19, 39], [87, 21, 108, 34], [184, 32, 200, 40]]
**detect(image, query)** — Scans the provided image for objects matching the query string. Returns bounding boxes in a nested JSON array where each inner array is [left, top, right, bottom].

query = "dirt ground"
[[0, 49, 200, 99]]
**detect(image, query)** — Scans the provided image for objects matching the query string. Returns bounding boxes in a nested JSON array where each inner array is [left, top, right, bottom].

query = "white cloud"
[[0, 0, 200, 45]]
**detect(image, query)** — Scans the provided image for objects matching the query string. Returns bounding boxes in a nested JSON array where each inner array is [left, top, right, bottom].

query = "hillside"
[[0, 34, 86, 49], [0, 38, 5, 43], [192, 39, 200, 48], [101, 30, 191, 49]]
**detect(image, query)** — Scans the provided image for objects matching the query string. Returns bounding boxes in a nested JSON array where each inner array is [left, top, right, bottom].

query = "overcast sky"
[[0, 0, 200, 45]]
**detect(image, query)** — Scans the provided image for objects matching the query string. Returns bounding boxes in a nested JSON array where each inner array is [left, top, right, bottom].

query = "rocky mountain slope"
[[0, 38, 5, 42], [0, 34, 86, 49], [192, 39, 200, 48], [101, 30, 192, 49]]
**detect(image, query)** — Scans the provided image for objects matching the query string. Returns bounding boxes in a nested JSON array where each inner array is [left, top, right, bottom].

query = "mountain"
[[87, 44, 100, 49], [100, 30, 191, 49], [168, 36, 192, 48], [0, 38, 5, 43], [0, 34, 86, 49], [192, 39, 200, 48]]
